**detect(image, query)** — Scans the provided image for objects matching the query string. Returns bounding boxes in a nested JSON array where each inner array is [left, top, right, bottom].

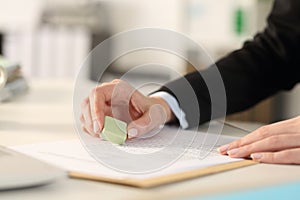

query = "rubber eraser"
[[101, 116, 127, 145]]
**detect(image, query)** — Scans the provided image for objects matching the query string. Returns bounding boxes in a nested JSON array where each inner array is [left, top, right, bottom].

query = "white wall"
[[3, 26, 91, 78], [0, 0, 92, 78], [106, 0, 184, 33], [0, 0, 42, 31], [0, 0, 187, 78], [105, 0, 187, 76]]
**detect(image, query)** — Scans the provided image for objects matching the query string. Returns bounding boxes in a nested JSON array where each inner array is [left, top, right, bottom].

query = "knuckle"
[[112, 79, 122, 84], [81, 98, 89, 108], [244, 143, 254, 152], [95, 84, 104, 91], [267, 135, 280, 145], [97, 82, 110, 89], [267, 154, 276, 163], [257, 125, 270, 137], [233, 139, 242, 147], [138, 118, 151, 128], [270, 151, 288, 164], [94, 108, 102, 116]]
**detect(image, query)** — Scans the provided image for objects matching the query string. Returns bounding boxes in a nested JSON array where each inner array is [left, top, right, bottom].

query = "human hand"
[[218, 116, 300, 164], [80, 79, 174, 139]]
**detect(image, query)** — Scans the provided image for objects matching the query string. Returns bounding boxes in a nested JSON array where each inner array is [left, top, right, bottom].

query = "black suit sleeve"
[[158, 0, 300, 127]]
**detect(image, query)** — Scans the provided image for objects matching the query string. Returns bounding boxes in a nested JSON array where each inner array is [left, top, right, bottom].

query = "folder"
[[11, 127, 257, 188], [69, 160, 255, 188]]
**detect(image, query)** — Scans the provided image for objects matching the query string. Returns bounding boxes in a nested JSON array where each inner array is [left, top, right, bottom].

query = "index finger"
[[218, 126, 270, 154], [222, 117, 300, 153], [93, 84, 114, 132]]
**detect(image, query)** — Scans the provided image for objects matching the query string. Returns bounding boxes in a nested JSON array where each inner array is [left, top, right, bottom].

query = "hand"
[[80, 79, 174, 139], [218, 116, 300, 164]]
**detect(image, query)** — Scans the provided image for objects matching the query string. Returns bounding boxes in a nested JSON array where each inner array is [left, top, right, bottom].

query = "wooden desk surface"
[[1, 79, 300, 200]]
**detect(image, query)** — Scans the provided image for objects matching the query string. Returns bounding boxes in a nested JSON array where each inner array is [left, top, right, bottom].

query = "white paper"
[[11, 127, 243, 180]]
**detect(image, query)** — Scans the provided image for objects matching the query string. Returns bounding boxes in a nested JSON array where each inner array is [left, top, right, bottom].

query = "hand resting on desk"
[[218, 116, 300, 164]]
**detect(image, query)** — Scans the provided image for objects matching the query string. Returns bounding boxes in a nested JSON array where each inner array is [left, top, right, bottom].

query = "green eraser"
[[101, 116, 127, 145]]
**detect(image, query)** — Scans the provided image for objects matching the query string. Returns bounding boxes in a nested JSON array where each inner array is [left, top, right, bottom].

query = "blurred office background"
[[0, 0, 298, 123]]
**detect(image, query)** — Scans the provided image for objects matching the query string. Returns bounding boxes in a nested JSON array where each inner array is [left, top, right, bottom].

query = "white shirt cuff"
[[150, 92, 189, 129]]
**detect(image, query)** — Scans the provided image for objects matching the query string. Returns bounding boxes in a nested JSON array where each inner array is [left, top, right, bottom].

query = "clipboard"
[[69, 160, 256, 188]]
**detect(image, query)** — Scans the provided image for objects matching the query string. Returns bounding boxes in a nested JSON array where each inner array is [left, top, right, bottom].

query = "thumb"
[[127, 111, 152, 139], [127, 104, 167, 139]]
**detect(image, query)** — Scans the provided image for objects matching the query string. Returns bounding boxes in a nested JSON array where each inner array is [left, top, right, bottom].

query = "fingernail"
[[251, 153, 262, 161], [93, 121, 100, 133], [218, 144, 229, 153], [227, 148, 239, 156], [128, 128, 138, 138]]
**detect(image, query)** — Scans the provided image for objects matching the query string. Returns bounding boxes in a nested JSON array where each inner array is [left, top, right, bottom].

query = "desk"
[[1, 79, 300, 200]]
